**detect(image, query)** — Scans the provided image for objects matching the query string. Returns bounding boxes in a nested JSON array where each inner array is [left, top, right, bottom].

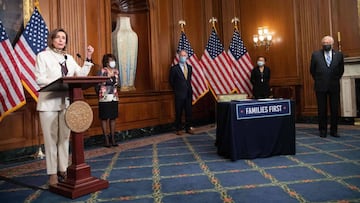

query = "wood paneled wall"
[[0, 0, 359, 152]]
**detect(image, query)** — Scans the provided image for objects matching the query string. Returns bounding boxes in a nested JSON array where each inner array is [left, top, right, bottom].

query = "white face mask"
[[109, 61, 116, 68], [257, 61, 265, 67]]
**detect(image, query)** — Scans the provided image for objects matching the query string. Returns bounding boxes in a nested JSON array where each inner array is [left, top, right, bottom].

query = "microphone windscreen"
[[76, 53, 81, 58], [64, 55, 68, 60]]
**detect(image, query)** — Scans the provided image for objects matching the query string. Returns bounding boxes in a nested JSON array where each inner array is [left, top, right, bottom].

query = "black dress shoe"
[[330, 132, 340, 137], [186, 129, 195, 134], [319, 131, 327, 138]]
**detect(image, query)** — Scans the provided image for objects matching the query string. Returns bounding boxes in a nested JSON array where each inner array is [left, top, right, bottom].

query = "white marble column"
[[340, 57, 360, 117]]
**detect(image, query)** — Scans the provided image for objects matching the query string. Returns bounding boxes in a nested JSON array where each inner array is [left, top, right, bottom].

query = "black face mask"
[[322, 45, 332, 51]]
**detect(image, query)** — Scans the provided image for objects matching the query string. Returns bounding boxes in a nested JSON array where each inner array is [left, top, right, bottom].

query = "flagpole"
[[208, 17, 219, 129], [32, 6, 44, 160], [33, 118, 45, 159], [228, 17, 254, 98], [24, 5, 45, 160]]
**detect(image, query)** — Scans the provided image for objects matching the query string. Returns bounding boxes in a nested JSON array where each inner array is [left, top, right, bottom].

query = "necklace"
[[49, 49, 66, 64], [105, 67, 115, 76], [52, 48, 66, 55], [259, 66, 264, 72]]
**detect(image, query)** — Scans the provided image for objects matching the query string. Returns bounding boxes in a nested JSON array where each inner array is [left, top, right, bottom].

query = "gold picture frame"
[[0, 0, 38, 44], [23, 0, 39, 26]]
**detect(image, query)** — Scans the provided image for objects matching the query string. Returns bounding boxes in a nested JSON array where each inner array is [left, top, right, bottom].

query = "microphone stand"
[[34, 145, 45, 160], [33, 117, 45, 159]]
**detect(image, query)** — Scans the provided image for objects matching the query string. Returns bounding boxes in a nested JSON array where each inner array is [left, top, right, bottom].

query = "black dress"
[[250, 66, 271, 99]]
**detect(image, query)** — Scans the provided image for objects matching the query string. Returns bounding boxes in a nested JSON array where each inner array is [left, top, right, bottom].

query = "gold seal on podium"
[[65, 101, 93, 133]]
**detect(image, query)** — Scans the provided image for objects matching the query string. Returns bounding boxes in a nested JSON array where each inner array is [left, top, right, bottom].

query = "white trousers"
[[39, 110, 70, 175]]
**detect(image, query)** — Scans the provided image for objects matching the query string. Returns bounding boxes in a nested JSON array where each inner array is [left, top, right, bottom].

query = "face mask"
[[322, 45, 332, 52], [109, 61, 116, 68], [257, 61, 265, 67], [179, 56, 187, 64]]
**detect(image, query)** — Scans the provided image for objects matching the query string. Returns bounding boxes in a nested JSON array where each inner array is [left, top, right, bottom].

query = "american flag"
[[14, 8, 48, 101], [201, 28, 237, 97], [227, 29, 253, 97], [173, 32, 208, 104], [0, 21, 26, 122]]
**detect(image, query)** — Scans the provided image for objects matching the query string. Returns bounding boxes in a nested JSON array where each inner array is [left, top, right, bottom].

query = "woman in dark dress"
[[97, 54, 119, 147], [250, 56, 271, 99]]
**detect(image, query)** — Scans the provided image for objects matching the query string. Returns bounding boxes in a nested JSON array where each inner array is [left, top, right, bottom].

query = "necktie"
[[183, 64, 188, 80], [325, 52, 331, 67], [60, 61, 68, 76]]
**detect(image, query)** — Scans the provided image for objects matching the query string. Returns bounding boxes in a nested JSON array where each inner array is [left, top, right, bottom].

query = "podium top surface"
[[39, 76, 109, 92]]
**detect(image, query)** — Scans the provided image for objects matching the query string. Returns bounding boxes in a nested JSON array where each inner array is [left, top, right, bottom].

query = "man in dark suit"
[[310, 35, 344, 138], [169, 50, 194, 135]]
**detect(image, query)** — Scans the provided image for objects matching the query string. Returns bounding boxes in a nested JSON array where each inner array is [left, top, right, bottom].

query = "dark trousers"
[[315, 91, 340, 133], [175, 96, 192, 131]]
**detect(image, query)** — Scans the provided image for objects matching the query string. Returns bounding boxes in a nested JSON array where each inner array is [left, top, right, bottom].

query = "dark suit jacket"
[[310, 49, 344, 92], [169, 63, 193, 99]]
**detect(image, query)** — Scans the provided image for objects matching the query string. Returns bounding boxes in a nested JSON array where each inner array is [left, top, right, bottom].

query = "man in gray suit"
[[310, 35, 344, 138]]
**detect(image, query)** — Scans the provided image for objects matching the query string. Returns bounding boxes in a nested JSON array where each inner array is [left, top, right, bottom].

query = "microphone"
[[60, 55, 67, 65], [60, 55, 68, 76], [77, 53, 99, 69], [77, 53, 94, 64]]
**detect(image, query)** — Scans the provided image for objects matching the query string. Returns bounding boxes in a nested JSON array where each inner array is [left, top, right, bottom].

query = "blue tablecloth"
[[216, 99, 296, 161]]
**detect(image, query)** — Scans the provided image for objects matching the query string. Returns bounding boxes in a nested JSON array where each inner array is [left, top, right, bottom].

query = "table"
[[216, 99, 295, 161]]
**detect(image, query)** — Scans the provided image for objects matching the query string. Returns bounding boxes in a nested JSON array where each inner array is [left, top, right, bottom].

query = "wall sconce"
[[253, 27, 273, 50]]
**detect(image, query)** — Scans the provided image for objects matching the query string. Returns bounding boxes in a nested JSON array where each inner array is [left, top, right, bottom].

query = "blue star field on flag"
[[23, 8, 48, 54], [177, 32, 194, 57], [205, 29, 225, 59], [229, 30, 248, 60], [0, 21, 9, 42]]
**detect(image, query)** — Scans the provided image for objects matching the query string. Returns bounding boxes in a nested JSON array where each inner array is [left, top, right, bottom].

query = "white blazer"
[[35, 47, 93, 111]]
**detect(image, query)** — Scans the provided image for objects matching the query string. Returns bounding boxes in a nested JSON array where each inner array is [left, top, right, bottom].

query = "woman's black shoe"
[[57, 172, 67, 182]]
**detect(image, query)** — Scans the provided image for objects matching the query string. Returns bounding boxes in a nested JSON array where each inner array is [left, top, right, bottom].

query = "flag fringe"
[[0, 100, 26, 122]]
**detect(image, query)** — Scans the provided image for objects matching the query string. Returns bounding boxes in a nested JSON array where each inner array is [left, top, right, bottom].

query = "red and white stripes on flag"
[[14, 8, 49, 102], [201, 28, 237, 98], [0, 21, 26, 122], [173, 32, 208, 104], [227, 29, 253, 97]]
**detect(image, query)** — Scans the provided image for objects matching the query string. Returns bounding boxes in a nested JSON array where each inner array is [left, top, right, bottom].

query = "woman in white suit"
[[35, 28, 94, 185]]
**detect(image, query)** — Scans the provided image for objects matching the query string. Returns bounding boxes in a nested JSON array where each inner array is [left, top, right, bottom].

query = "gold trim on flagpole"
[[34, 0, 39, 8], [209, 17, 218, 33], [231, 17, 240, 31], [179, 20, 186, 32]]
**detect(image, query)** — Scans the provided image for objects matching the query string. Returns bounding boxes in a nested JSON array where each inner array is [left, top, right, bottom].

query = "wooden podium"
[[39, 76, 109, 199]]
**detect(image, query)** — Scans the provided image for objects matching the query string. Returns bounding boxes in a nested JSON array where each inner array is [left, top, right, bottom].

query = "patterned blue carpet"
[[0, 124, 359, 202]]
